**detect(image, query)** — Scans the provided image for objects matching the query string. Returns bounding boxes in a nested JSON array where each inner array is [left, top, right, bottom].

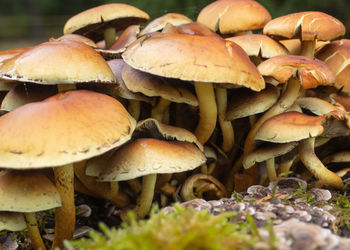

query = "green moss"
[[329, 192, 350, 236], [65, 205, 276, 250]]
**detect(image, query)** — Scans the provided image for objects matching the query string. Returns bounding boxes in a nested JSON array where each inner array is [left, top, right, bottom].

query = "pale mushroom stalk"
[[216, 87, 234, 152], [299, 137, 344, 189], [151, 98, 172, 122], [104, 27, 117, 49], [128, 100, 141, 121], [278, 160, 295, 175], [24, 213, 47, 250], [134, 173, 157, 219], [194, 82, 217, 144], [266, 158, 277, 181], [52, 164, 75, 249], [300, 40, 316, 58]]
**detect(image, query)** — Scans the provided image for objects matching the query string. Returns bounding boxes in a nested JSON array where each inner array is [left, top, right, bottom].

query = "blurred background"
[[0, 0, 349, 50]]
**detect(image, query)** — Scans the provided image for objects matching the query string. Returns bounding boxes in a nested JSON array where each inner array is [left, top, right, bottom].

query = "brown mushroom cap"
[[98, 138, 206, 181], [63, 3, 149, 42], [263, 11, 345, 41], [0, 90, 136, 169], [0, 41, 115, 84], [257, 55, 335, 89], [0, 212, 26, 231], [226, 34, 289, 58], [172, 22, 219, 37], [316, 39, 350, 94], [0, 171, 61, 212], [296, 97, 339, 116], [122, 33, 264, 91], [50, 34, 97, 47], [197, 0, 271, 34], [255, 111, 325, 143], [139, 13, 192, 36]]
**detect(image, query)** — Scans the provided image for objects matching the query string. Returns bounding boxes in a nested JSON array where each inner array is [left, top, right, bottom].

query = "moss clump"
[[65, 205, 275, 250], [329, 192, 350, 236]]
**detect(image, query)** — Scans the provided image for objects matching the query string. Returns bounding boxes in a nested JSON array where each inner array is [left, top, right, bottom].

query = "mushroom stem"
[[194, 82, 217, 144], [278, 160, 294, 175], [299, 137, 344, 189], [104, 27, 116, 49], [216, 87, 234, 153], [134, 173, 157, 219], [300, 40, 316, 58], [266, 158, 277, 181], [127, 179, 141, 195], [110, 182, 119, 199], [151, 98, 171, 122], [128, 100, 140, 121], [24, 212, 46, 250], [52, 164, 75, 249]]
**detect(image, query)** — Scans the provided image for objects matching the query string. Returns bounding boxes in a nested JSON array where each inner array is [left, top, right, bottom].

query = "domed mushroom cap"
[[0, 212, 26, 231], [263, 11, 345, 41], [0, 171, 61, 212], [226, 34, 289, 58], [122, 33, 264, 91], [98, 138, 206, 181], [0, 46, 32, 65], [197, 0, 271, 34], [0, 41, 115, 84], [316, 39, 350, 94], [257, 55, 335, 89], [63, 3, 149, 42], [139, 13, 192, 36], [255, 111, 325, 143], [0, 90, 136, 169], [50, 34, 97, 47]]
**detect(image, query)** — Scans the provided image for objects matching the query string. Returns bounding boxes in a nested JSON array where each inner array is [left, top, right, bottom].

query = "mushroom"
[[49, 34, 97, 48], [0, 90, 136, 248], [63, 3, 149, 48]]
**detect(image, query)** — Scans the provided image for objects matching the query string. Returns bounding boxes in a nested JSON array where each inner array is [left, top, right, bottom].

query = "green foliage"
[[330, 193, 350, 232], [65, 205, 275, 250]]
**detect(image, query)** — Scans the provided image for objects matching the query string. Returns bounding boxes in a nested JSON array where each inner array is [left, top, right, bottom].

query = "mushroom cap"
[[0, 46, 33, 65], [170, 22, 219, 37], [0, 41, 115, 84], [330, 94, 350, 112], [98, 138, 206, 181], [257, 55, 335, 89], [50, 34, 97, 47], [139, 13, 192, 36], [255, 111, 325, 143], [226, 84, 279, 120], [296, 97, 339, 116], [243, 142, 298, 169], [0, 171, 61, 212], [0, 90, 136, 169], [226, 34, 289, 58], [323, 151, 350, 164], [0, 212, 26, 231], [122, 64, 198, 106], [122, 33, 264, 91], [197, 0, 271, 34], [263, 11, 345, 41], [316, 39, 350, 94], [63, 3, 149, 41]]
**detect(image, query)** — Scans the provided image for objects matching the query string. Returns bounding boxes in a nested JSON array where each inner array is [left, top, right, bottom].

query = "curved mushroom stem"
[[24, 212, 46, 250], [52, 164, 75, 249], [266, 158, 277, 182], [127, 179, 141, 195], [278, 159, 295, 175], [151, 98, 171, 122], [299, 137, 344, 189], [216, 87, 234, 153], [128, 100, 140, 121], [194, 82, 217, 144], [134, 173, 157, 219], [300, 40, 316, 58], [104, 27, 117, 49], [110, 182, 119, 199]]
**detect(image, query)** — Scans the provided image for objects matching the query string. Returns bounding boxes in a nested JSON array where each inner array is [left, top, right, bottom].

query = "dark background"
[[0, 0, 349, 49]]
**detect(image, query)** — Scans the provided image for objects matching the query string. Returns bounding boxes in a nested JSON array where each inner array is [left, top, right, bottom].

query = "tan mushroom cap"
[[257, 55, 335, 89], [255, 111, 325, 143], [243, 142, 298, 169], [0, 212, 26, 231], [122, 64, 198, 106], [139, 13, 192, 36], [226, 34, 289, 58], [63, 3, 149, 42], [50, 34, 97, 47], [197, 0, 271, 34], [226, 84, 279, 120], [98, 138, 206, 181], [0, 41, 115, 84], [171, 22, 219, 37], [330, 94, 350, 112], [316, 39, 350, 94], [122, 33, 264, 91], [0, 171, 61, 212], [296, 97, 339, 116], [0, 46, 32, 65], [263, 11, 345, 41], [323, 151, 350, 164], [0, 90, 136, 169]]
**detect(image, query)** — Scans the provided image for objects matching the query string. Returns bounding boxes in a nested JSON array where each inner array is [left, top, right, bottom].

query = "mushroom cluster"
[[0, 1, 349, 249]]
